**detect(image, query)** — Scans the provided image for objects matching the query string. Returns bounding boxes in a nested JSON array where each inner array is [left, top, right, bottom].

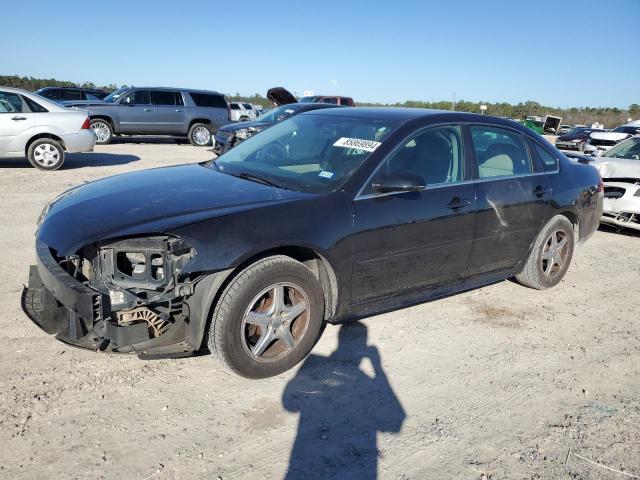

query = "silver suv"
[[68, 87, 230, 146]]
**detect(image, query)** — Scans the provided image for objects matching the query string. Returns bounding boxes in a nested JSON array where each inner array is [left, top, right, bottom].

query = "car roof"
[[299, 107, 538, 131], [129, 87, 222, 94]]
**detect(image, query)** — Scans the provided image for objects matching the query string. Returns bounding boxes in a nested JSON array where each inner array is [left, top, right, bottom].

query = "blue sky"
[[2, 0, 638, 108]]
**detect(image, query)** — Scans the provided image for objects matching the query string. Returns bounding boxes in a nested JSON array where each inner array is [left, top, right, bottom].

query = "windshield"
[[298, 96, 317, 103], [255, 104, 301, 123], [213, 114, 399, 193], [603, 137, 640, 160], [103, 87, 129, 103]]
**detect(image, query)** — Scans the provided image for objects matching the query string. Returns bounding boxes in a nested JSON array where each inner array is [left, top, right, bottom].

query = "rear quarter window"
[[190, 92, 227, 108], [529, 141, 559, 172]]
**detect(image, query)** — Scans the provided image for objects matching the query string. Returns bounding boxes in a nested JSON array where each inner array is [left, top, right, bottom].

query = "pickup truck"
[[66, 87, 230, 146]]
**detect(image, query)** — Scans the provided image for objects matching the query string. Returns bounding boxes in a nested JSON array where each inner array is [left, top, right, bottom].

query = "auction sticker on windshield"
[[333, 137, 382, 152]]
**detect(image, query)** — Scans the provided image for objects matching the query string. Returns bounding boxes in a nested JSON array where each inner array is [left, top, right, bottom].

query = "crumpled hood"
[[37, 163, 310, 255], [590, 158, 640, 179]]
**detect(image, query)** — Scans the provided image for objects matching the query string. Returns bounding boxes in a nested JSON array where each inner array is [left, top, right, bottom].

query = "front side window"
[[151, 90, 178, 106], [340, 97, 352, 105], [121, 90, 150, 105], [0, 91, 24, 113], [470, 126, 532, 178], [320, 97, 338, 104], [242, 103, 253, 110], [214, 114, 398, 193], [366, 125, 464, 192], [38, 89, 59, 100], [230, 103, 241, 110]]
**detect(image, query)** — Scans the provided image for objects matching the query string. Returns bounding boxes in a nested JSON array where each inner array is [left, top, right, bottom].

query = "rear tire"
[[189, 123, 212, 146], [208, 255, 325, 378], [27, 138, 65, 170], [515, 215, 575, 289], [90, 119, 113, 145]]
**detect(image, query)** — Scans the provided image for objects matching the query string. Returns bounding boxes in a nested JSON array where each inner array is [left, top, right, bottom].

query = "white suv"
[[229, 102, 258, 122], [0, 87, 95, 170]]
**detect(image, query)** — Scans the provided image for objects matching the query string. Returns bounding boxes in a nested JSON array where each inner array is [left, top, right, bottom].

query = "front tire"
[[27, 139, 65, 170], [189, 123, 212, 146], [208, 256, 325, 378], [90, 119, 113, 145], [515, 215, 575, 289]]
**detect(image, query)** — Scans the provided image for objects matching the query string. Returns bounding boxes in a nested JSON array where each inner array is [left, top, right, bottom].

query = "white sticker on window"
[[318, 170, 334, 179], [333, 137, 381, 152]]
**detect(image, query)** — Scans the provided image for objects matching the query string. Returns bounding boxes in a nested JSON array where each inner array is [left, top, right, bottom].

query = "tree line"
[[3, 75, 637, 128]]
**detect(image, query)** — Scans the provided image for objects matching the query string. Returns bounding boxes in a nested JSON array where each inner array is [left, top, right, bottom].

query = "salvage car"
[[213, 102, 341, 154], [228, 102, 258, 122], [35, 86, 109, 102], [588, 136, 640, 231], [0, 87, 95, 170], [23, 109, 603, 378], [586, 122, 640, 155]]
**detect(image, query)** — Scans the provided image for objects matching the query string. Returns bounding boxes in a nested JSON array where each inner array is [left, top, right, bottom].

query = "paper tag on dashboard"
[[333, 137, 381, 152]]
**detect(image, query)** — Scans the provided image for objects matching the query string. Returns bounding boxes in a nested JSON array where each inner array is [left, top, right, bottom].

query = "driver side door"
[[350, 125, 476, 306]]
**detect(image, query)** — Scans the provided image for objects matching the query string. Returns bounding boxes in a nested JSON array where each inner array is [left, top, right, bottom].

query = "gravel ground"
[[0, 140, 638, 480]]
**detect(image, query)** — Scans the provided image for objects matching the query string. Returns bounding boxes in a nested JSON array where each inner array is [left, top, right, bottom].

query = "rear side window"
[[0, 91, 24, 113], [340, 97, 352, 105], [151, 90, 179, 106], [61, 89, 82, 101], [190, 92, 227, 108], [23, 96, 48, 113], [470, 126, 532, 178], [530, 141, 559, 172]]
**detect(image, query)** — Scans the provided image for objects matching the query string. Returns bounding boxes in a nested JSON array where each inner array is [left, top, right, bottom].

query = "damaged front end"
[[601, 178, 640, 231], [23, 235, 202, 357]]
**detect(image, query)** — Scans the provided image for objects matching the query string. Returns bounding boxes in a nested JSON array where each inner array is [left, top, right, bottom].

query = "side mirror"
[[121, 97, 133, 105], [372, 172, 426, 194]]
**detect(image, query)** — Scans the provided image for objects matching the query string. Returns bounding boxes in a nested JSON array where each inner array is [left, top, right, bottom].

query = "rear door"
[[0, 91, 36, 156], [117, 89, 154, 133], [150, 90, 186, 134], [466, 124, 552, 275], [351, 124, 476, 304]]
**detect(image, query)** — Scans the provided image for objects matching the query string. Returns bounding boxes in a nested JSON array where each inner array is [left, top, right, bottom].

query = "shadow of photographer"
[[283, 322, 405, 479]]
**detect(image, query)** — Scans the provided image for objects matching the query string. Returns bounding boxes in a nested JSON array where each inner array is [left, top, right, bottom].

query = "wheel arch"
[[185, 246, 339, 351], [25, 133, 65, 155], [189, 118, 213, 129], [558, 210, 580, 239]]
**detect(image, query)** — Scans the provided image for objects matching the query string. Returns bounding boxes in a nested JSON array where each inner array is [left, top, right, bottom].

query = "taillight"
[[81, 117, 91, 130]]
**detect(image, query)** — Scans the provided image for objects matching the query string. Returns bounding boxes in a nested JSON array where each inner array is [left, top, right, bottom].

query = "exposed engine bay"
[[43, 235, 200, 353], [601, 177, 640, 231]]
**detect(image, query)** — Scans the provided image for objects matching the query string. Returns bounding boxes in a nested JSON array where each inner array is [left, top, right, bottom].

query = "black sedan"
[[555, 127, 605, 152], [24, 109, 603, 378], [213, 103, 341, 154]]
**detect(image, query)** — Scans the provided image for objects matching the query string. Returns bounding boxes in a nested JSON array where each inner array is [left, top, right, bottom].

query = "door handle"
[[144, 108, 153, 112], [533, 186, 553, 197], [175, 109, 184, 112], [11, 116, 27, 121], [446, 197, 471, 209]]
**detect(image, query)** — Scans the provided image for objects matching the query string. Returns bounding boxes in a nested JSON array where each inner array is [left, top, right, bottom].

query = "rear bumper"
[[62, 130, 96, 153], [22, 240, 193, 357]]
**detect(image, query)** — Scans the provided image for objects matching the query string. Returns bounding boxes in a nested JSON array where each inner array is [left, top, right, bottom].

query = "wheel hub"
[[241, 282, 310, 361], [541, 229, 569, 277]]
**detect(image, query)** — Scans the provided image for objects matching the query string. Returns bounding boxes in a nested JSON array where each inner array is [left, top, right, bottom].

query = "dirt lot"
[[0, 141, 638, 480]]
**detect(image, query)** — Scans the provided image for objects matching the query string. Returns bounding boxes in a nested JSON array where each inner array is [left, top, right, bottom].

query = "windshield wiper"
[[229, 171, 285, 189]]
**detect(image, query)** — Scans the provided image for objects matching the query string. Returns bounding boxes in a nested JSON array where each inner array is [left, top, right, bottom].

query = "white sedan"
[[0, 87, 95, 170]]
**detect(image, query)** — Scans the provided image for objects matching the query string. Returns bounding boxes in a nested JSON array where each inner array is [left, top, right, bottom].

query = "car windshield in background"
[[254, 104, 300, 123], [603, 137, 640, 160], [103, 87, 129, 103], [613, 126, 640, 135], [298, 96, 318, 103], [213, 114, 398, 194]]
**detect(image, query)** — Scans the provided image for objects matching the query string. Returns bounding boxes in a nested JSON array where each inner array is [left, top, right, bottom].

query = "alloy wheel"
[[541, 230, 569, 277], [91, 121, 111, 143], [32, 143, 61, 168], [192, 126, 211, 146], [241, 282, 310, 361]]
